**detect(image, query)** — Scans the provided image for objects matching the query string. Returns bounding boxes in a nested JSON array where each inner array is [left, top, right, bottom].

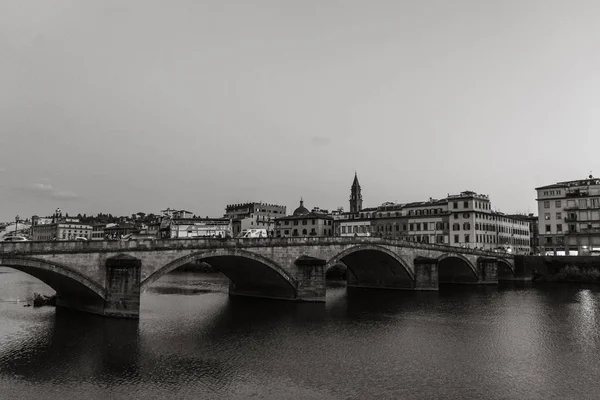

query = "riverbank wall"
[[515, 256, 600, 283]]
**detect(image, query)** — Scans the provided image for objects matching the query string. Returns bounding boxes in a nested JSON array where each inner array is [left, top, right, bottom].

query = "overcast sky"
[[1, 0, 599, 221]]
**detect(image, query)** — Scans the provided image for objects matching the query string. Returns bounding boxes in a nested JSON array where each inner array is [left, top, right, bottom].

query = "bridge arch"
[[495, 258, 515, 280], [436, 253, 479, 283], [0, 256, 106, 300], [141, 249, 298, 300], [326, 244, 415, 289]]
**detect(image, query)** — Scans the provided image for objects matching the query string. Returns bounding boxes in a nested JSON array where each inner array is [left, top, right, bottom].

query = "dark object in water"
[[32, 293, 56, 307]]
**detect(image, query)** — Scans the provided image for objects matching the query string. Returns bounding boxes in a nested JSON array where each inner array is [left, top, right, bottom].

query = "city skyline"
[[2, 1, 599, 221]]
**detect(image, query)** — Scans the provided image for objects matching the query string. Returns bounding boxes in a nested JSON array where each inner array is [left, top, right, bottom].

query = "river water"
[[0, 267, 599, 400]]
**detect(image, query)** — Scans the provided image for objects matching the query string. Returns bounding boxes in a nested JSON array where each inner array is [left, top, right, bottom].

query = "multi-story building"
[[507, 213, 539, 254], [274, 199, 334, 237], [336, 177, 532, 254], [104, 223, 140, 239], [91, 223, 107, 240], [446, 191, 530, 254], [31, 211, 92, 241], [159, 216, 232, 239], [536, 175, 600, 255], [224, 202, 286, 237]]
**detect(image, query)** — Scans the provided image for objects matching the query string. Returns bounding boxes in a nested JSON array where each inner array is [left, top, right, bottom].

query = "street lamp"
[[15, 215, 20, 238]]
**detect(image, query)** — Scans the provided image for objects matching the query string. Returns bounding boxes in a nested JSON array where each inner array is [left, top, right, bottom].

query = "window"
[[454, 234, 459, 244], [453, 202, 458, 209], [556, 212, 562, 219], [545, 224, 551, 233], [293, 220, 298, 226], [302, 229, 307, 235], [409, 223, 414, 231], [453, 223, 460, 230], [544, 201, 550, 209], [556, 224, 562, 232], [544, 213, 551, 220], [465, 234, 470, 243], [464, 201, 469, 208], [454, 214, 459, 219], [302, 220, 307, 225], [311, 219, 315, 225], [555, 200, 561, 207]]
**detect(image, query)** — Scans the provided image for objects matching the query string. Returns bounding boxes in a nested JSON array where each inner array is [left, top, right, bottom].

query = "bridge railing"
[[0, 236, 514, 258]]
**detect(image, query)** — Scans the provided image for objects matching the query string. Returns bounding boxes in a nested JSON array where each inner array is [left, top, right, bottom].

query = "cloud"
[[311, 136, 331, 147], [22, 182, 81, 200], [0, 166, 6, 172]]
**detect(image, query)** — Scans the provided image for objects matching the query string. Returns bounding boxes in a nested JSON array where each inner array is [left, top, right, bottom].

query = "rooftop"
[[536, 176, 600, 190]]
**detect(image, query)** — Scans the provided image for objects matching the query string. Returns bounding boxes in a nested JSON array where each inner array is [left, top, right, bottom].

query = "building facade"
[[159, 217, 232, 239], [31, 219, 92, 241], [536, 176, 600, 255], [274, 199, 334, 237], [336, 180, 531, 254], [225, 202, 286, 237]]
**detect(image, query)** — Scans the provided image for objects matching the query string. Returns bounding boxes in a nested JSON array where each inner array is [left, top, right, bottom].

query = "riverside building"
[[31, 210, 92, 241], [224, 202, 286, 237], [536, 175, 600, 255], [274, 199, 334, 237], [336, 174, 531, 254]]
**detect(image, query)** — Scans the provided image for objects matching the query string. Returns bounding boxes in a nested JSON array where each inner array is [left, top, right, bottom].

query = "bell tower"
[[349, 172, 363, 213]]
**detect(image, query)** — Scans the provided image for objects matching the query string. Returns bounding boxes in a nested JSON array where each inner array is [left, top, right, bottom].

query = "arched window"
[[302, 229, 307, 235]]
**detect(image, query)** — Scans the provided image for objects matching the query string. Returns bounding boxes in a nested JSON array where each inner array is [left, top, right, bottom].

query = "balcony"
[[565, 228, 600, 235], [564, 216, 577, 222], [565, 190, 589, 198]]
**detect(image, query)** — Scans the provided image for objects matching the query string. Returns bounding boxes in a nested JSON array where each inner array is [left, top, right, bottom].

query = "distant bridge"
[[0, 237, 515, 318]]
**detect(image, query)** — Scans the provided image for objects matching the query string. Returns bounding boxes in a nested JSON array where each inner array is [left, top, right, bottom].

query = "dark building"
[[349, 172, 363, 213]]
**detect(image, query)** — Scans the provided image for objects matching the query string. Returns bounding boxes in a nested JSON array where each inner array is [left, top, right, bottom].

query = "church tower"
[[349, 172, 363, 213]]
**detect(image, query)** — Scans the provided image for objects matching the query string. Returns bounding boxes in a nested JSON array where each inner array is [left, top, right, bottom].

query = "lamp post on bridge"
[[15, 215, 20, 238]]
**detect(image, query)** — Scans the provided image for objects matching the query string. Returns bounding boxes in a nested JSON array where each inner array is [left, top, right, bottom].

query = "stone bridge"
[[0, 237, 515, 318]]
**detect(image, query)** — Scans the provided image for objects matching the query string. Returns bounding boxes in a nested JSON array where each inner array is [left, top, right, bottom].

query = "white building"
[[536, 175, 600, 255]]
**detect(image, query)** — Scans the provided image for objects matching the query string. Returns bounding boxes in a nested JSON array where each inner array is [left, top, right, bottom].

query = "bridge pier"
[[294, 256, 326, 302], [478, 259, 499, 284], [413, 257, 439, 290], [54, 254, 141, 318], [103, 254, 141, 318]]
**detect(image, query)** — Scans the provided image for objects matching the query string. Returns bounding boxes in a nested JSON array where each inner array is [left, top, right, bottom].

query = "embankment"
[[515, 256, 600, 283]]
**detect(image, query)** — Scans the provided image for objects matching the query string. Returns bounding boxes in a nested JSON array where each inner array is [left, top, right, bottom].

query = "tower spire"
[[349, 172, 362, 213]]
